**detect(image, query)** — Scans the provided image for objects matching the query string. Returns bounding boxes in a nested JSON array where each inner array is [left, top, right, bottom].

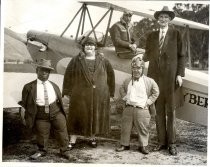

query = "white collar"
[[160, 26, 168, 33], [37, 79, 49, 84]]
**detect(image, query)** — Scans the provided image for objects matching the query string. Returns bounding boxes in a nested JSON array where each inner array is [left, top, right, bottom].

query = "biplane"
[[4, 1, 209, 126]]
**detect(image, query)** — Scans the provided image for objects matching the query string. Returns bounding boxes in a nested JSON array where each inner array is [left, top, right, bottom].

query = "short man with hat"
[[116, 56, 159, 154], [19, 59, 74, 160], [133, 6, 185, 155], [110, 10, 144, 59]]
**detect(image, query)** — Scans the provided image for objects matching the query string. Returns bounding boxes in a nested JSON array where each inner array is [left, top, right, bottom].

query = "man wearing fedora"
[[110, 10, 144, 59], [133, 6, 185, 155], [19, 59, 74, 160]]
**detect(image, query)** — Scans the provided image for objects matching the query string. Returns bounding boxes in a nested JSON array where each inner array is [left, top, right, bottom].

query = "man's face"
[[37, 67, 50, 81], [132, 66, 143, 79], [158, 13, 171, 28], [123, 14, 132, 24]]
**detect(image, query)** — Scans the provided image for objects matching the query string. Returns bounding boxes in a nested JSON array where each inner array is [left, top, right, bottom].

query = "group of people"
[[19, 6, 185, 161]]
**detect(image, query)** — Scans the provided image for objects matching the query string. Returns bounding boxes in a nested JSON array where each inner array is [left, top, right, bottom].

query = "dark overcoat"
[[144, 26, 185, 110], [62, 52, 115, 137], [20, 80, 66, 129]]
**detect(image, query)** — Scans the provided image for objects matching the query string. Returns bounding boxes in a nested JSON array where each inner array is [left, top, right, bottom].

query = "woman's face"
[[84, 43, 96, 54]]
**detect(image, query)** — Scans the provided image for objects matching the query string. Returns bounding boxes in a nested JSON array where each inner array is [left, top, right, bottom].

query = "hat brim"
[[32, 63, 54, 70], [154, 11, 175, 20]]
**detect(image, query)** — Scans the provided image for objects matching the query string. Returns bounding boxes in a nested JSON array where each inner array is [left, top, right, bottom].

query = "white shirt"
[[123, 77, 148, 108], [159, 26, 168, 41], [36, 79, 57, 106]]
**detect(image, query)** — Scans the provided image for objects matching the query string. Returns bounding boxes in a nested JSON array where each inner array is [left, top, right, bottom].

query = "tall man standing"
[[134, 6, 185, 155]]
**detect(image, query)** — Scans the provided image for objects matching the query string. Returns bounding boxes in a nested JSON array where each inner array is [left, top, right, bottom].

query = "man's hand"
[[62, 95, 70, 103], [129, 44, 137, 52], [110, 97, 117, 103], [20, 107, 26, 126], [62, 95, 70, 110], [176, 75, 183, 87]]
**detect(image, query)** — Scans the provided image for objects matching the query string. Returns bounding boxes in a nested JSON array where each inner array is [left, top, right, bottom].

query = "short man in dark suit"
[[19, 59, 73, 160], [133, 6, 185, 155]]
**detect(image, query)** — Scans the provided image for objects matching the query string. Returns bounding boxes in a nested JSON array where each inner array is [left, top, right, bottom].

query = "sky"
[[4, 0, 181, 37]]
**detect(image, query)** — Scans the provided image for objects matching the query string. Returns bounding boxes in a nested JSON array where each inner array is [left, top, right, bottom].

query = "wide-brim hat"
[[154, 6, 175, 20], [33, 58, 54, 70]]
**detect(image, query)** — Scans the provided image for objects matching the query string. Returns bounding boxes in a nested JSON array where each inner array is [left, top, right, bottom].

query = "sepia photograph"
[[2, 0, 209, 166]]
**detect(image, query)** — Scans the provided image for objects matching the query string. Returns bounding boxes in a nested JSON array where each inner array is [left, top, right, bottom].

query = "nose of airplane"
[[56, 57, 72, 75]]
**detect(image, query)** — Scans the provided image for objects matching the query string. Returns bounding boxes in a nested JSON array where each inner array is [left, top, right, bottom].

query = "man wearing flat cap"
[[19, 59, 74, 160], [133, 6, 185, 155], [116, 56, 159, 154], [110, 10, 143, 59]]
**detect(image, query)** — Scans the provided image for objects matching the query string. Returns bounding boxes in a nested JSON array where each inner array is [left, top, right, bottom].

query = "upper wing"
[[80, 1, 209, 30]]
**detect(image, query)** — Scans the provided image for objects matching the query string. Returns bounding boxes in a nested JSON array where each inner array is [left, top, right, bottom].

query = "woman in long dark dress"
[[62, 37, 115, 148]]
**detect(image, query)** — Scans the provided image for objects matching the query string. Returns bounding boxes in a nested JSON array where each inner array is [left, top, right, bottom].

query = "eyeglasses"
[[85, 43, 95, 46]]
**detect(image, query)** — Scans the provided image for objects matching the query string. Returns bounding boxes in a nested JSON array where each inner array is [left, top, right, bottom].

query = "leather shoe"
[[61, 151, 77, 161], [68, 142, 75, 150], [153, 145, 167, 151], [169, 146, 177, 156], [139, 146, 149, 154], [30, 151, 46, 160], [89, 139, 97, 148], [116, 145, 130, 152]]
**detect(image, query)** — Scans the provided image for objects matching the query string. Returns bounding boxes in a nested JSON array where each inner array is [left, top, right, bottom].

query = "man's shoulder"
[[49, 81, 59, 88], [24, 80, 36, 88], [143, 75, 155, 83], [111, 21, 123, 29]]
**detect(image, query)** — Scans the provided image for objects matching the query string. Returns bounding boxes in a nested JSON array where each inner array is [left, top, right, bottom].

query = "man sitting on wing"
[[110, 10, 144, 59]]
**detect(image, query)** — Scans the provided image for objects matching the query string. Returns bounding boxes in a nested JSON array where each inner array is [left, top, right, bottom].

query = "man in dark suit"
[[19, 59, 73, 160], [133, 6, 185, 155]]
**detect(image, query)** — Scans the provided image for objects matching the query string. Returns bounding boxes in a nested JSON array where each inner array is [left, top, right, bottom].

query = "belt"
[[126, 104, 143, 109], [36, 101, 57, 109]]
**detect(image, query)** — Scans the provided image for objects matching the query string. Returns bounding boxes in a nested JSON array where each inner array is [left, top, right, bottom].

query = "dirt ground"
[[2, 104, 207, 165]]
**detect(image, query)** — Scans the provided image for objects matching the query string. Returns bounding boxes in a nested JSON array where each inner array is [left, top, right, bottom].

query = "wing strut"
[[75, 5, 85, 40], [60, 4, 84, 37], [82, 8, 111, 45], [103, 7, 114, 46], [186, 25, 192, 69]]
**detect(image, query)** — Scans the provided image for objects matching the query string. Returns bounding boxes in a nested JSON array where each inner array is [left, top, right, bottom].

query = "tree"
[[173, 4, 209, 69]]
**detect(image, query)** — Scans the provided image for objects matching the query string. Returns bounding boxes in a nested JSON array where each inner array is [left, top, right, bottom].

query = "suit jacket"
[[20, 80, 65, 129], [144, 26, 185, 110], [119, 75, 159, 116]]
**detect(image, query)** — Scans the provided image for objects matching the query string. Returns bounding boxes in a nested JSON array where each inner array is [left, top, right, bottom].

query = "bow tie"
[[133, 77, 139, 81]]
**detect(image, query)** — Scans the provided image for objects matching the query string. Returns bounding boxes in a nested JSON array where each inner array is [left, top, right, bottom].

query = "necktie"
[[42, 81, 49, 113], [159, 29, 165, 52]]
